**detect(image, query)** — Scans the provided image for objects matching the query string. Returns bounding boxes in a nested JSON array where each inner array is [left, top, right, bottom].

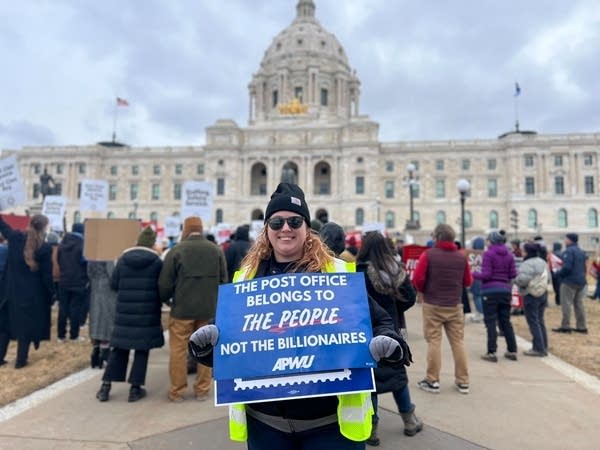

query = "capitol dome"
[[248, 0, 361, 124]]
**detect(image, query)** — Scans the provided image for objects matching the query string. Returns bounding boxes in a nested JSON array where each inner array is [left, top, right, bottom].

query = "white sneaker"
[[57, 338, 66, 343]]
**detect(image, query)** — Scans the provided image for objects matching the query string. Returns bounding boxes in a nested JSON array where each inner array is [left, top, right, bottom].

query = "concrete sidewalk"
[[0, 305, 599, 449]]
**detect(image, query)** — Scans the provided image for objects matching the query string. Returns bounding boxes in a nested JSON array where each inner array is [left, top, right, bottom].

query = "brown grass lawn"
[[0, 309, 171, 407], [1, 296, 599, 408], [511, 292, 600, 379]]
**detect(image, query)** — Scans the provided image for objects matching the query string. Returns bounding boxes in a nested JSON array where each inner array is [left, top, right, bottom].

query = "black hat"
[[319, 222, 346, 255], [565, 233, 578, 243], [264, 183, 311, 226]]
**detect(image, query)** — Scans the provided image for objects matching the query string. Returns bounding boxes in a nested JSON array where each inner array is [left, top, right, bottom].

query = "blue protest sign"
[[214, 272, 376, 380]]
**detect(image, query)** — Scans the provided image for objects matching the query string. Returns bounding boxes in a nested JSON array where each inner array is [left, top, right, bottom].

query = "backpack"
[[527, 268, 549, 297]]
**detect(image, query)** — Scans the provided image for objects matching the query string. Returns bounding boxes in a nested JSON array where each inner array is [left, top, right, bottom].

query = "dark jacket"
[[357, 259, 415, 394], [110, 247, 164, 350], [196, 256, 404, 422], [557, 243, 587, 287], [0, 217, 53, 343], [225, 227, 251, 282], [57, 232, 88, 289], [413, 241, 472, 307], [472, 243, 517, 294], [159, 235, 228, 320]]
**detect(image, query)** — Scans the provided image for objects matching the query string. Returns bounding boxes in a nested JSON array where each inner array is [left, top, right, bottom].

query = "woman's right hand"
[[188, 325, 219, 360]]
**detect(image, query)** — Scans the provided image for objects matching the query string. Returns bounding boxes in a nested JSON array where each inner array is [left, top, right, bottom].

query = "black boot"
[[128, 385, 147, 402], [99, 348, 110, 369], [90, 346, 100, 368], [366, 422, 380, 446], [96, 382, 111, 402]]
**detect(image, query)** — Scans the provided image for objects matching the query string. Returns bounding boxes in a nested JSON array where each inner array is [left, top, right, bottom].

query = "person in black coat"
[[96, 227, 164, 402], [57, 222, 88, 341], [224, 224, 252, 282], [0, 214, 53, 369], [356, 231, 423, 444]]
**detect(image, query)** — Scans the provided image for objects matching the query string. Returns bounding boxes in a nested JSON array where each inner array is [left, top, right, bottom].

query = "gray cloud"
[[1, 0, 599, 149]]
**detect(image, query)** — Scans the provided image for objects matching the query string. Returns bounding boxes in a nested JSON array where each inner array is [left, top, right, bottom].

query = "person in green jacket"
[[158, 216, 228, 402]]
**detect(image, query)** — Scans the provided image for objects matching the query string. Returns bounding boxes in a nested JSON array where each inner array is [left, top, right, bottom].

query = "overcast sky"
[[2, 0, 599, 151]]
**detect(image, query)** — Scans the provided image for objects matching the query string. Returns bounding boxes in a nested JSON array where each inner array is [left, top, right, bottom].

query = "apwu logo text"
[[272, 355, 315, 371]]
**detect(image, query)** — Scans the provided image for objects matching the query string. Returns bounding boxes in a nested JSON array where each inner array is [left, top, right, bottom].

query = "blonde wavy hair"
[[240, 225, 334, 275]]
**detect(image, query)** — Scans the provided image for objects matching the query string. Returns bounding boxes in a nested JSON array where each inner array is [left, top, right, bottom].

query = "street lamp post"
[[405, 163, 420, 230], [456, 179, 471, 248]]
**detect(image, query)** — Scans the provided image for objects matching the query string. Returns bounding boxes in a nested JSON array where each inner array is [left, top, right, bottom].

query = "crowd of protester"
[[0, 181, 597, 448]]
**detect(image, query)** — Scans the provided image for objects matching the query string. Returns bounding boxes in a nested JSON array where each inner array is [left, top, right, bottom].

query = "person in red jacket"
[[413, 224, 473, 395]]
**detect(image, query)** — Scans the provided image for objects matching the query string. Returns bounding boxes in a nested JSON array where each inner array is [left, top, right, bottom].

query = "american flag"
[[116, 97, 129, 106]]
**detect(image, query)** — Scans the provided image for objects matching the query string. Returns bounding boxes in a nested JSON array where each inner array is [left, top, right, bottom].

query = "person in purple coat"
[[473, 230, 518, 362]]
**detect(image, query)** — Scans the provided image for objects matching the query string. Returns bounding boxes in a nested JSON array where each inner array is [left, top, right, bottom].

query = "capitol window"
[[558, 209, 568, 228], [217, 178, 225, 196], [528, 209, 538, 228], [175, 164, 183, 175], [524, 155, 534, 167], [461, 159, 470, 171], [583, 154, 594, 166], [109, 184, 117, 201], [130, 183, 138, 200], [385, 161, 394, 172], [385, 180, 394, 198], [320, 89, 328, 106], [588, 209, 598, 228], [78, 163, 86, 174], [197, 163, 205, 175], [56, 163, 64, 174], [554, 155, 563, 167], [554, 176, 565, 195], [585, 176, 595, 194], [355, 208, 364, 226], [110, 165, 117, 176], [435, 160, 444, 171], [487, 159, 497, 170], [464, 211, 473, 228], [436, 211, 446, 224], [33, 164, 41, 175], [152, 183, 160, 200], [355, 176, 365, 194], [294, 86, 304, 101], [153, 165, 161, 175], [385, 211, 395, 228], [525, 177, 535, 195], [173, 183, 181, 200], [216, 209, 224, 224], [132, 165, 139, 176], [272, 90, 278, 107], [488, 179, 497, 198], [435, 180, 445, 198], [489, 211, 499, 229]]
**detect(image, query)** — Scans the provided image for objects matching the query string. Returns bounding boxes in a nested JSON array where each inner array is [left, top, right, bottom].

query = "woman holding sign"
[[357, 231, 422, 444], [189, 183, 407, 450]]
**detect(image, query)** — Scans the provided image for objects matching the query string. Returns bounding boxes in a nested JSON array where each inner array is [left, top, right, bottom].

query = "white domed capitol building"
[[4, 0, 600, 248]]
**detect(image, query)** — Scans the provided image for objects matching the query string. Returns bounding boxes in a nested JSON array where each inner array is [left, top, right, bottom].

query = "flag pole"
[[514, 82, 520, 132], [112, 99, 118, 143]]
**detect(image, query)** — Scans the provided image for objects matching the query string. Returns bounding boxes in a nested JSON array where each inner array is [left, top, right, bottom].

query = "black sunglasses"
[[267, 216, 304, 230]]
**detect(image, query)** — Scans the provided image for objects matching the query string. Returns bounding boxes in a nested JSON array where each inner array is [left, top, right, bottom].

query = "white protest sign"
[[79, 179, 108, 212], [0, 155, 26, 210], [181, 181, 213, 222], [164, 215, 181, 237], [250, 220, 264, 241], [42, 195, 67, 231]]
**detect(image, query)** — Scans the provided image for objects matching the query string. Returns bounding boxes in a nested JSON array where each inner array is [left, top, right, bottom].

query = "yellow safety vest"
[[229, 258, 373, 442]]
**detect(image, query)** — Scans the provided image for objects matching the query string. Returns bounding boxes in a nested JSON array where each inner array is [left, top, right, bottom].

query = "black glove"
[[398, 337, 413, 367], [188, 324, 219, 362]]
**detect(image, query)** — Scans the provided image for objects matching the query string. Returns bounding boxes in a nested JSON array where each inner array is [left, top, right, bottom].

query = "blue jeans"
[[474, 295, 483, 314], [523, 294, 548, 353], [246, 413, 364, 450], [483, 292, 517, 353], [371, 385, 413, 424]]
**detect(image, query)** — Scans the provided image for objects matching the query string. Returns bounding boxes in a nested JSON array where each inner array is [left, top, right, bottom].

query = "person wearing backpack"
[[514, 242, 549, 357]]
